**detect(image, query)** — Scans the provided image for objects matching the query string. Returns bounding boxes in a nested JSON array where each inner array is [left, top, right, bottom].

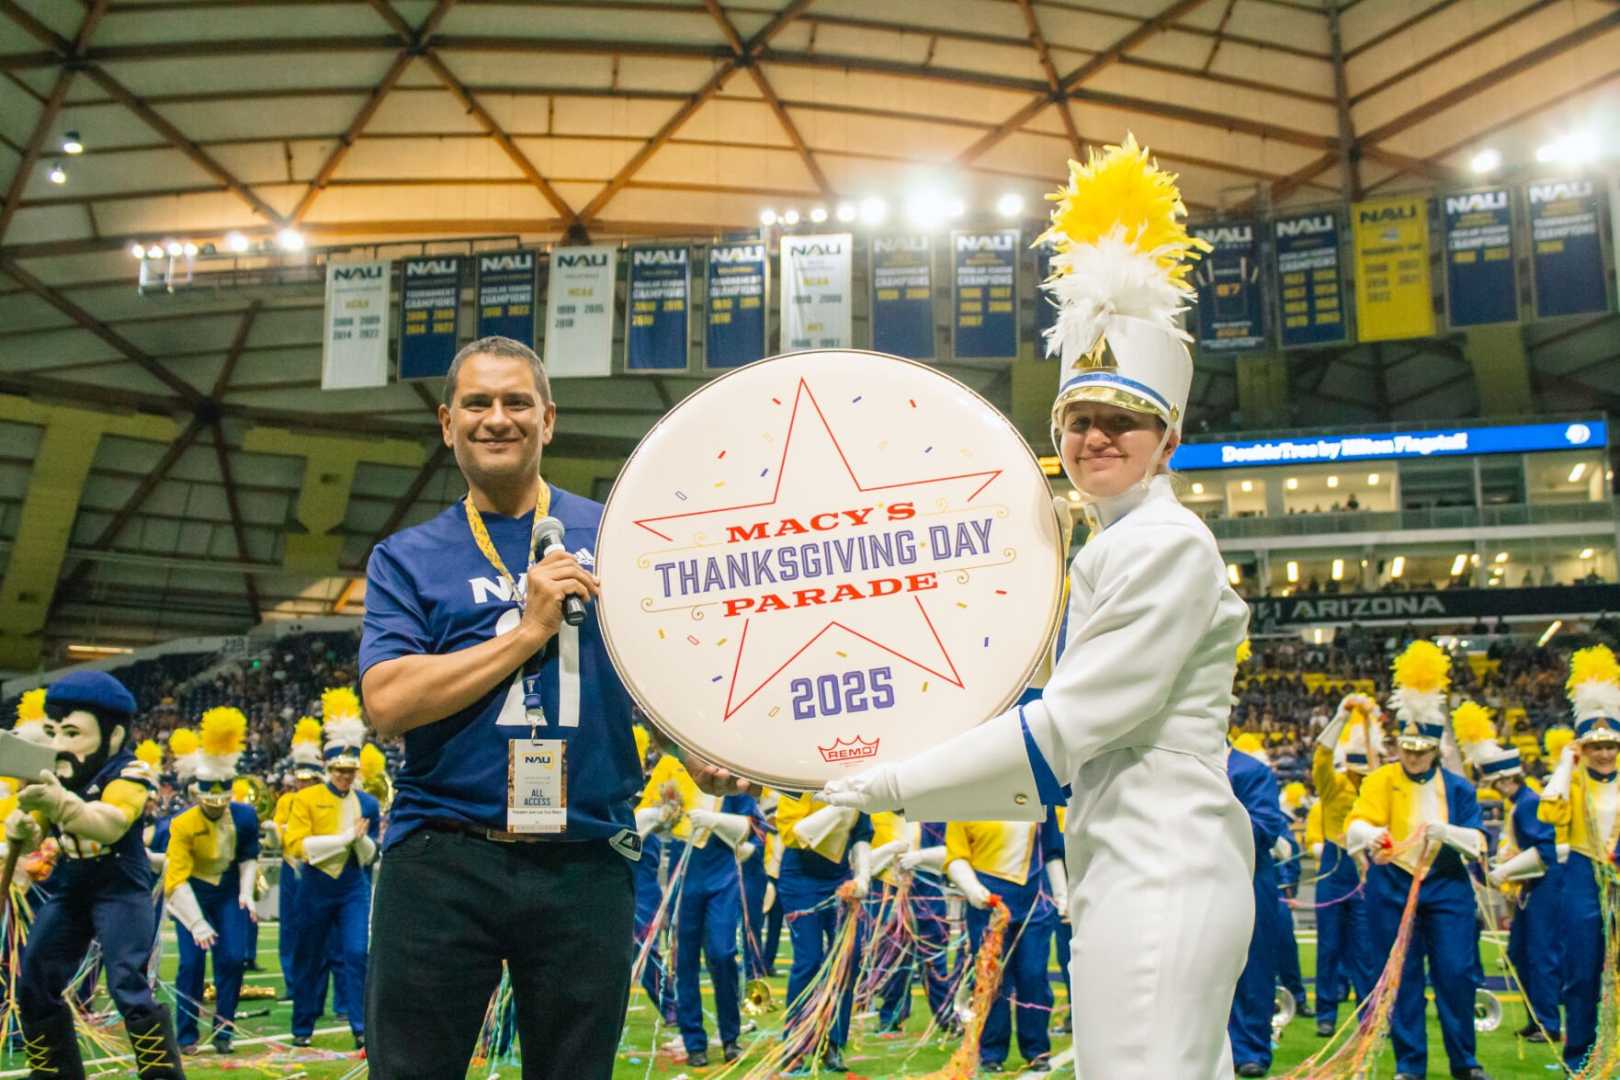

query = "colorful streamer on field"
[[918, 894, 1009, 1080]]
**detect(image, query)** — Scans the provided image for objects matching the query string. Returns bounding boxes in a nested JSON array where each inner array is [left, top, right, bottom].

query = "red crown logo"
[[818, 735, 880, 763]]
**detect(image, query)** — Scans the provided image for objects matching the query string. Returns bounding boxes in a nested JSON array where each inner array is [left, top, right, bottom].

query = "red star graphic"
[[631, 376, 1002, 722]]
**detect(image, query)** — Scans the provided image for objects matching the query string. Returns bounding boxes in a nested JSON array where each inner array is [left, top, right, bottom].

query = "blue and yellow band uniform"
[[1308, 738, 1376, 1029], [164, 800, 261, 1046]]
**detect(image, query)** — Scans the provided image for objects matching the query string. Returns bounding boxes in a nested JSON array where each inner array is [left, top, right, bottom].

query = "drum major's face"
[[1058, 403, 1173, 498]]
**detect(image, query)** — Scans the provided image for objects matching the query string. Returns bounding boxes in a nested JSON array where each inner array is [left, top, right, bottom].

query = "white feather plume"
[[1041, 229, 1193, 364], [1573, 679, 1620, 723]]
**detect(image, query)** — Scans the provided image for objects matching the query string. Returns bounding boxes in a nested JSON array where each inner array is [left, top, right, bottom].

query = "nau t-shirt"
[[360, 484, 641, 850]]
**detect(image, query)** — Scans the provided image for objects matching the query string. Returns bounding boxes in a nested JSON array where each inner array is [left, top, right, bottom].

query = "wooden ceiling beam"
[[355, 441, 453, 568], [1341, 0, 1457, 62], [1348, 0, 1558, 107], [211, 300, 261, 398], [1014, 0, 1082, 158], [209, 419, 262, 621]]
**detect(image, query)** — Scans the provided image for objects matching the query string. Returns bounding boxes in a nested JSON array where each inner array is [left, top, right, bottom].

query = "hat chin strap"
[[1135, 422, 1175, 494]]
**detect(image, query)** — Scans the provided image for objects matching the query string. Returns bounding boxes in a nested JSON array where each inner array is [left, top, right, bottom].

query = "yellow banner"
[[1351, 196, 1435, 342]]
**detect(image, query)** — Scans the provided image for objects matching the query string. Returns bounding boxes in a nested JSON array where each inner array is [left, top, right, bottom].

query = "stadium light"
[[1449, 553, 1468, 576], [905, 190, 952, 228], [129, 243, 145, 259], [1331, 558, 1344, 581], [1286, 560, 1299, 583], [276, 228, 305, 252], [1367, 472, 1380, 485], [47, 162, 66, 184], [1191, 482, 1204, 495], [1390, 555, 1406, 578], [946, 197, 966, 219], [1227, 563, 1241, 585], [760, 208, 778, 227], [1536, 131, 1599, 166], [1240, 480, 1253, 493], [1326, 475, 1339, 489], [165, 240, 183, 257], [1580, 547, 1595, 559], [1469, 147, 1501, 174], [1494, 551, 1508, 564], [859, 196, 887, 226], [61, 130, 83, 156], [996, 192, 1025, 218], [226, 231, 250, 253], [1569, 462, 1587, 483], [835, 201, 857, 223], [809, 206, 829, 224], [66, 643, 133, 657], [782, 209, 801, 226], [1285, 477, 1298, 490], [183, 242, 198, 257]]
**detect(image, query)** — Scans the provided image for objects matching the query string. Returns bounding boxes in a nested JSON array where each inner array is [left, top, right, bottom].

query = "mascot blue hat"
[[45, 670, 136, 720]]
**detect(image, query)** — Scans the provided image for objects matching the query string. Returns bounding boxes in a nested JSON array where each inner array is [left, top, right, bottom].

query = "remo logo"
[[596, 349, 1066, 788]]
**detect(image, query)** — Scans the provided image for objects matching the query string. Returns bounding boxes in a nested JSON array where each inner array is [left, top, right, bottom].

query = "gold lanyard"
[[464, 482, 551, 608]]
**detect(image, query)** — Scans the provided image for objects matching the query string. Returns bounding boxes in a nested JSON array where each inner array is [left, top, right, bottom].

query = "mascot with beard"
[[4, 670, 186, 1079]]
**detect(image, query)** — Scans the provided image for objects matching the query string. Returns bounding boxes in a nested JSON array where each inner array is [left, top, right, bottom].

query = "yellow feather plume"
[[1233, 732, 1263, 754], [633, 723, 651, 767], [359, 743, 386, 782], [322, 686, 361, 721], [1234, 639, 1252, 666], [17, 688, 45, 723], [232, 778, 252, 802], [1037, 133, 1209, 291], [1545, 727, 1575, 759], [1451, 701, 1495, 746], [1567, 645, 1620, 693], [1282, 781, 1307, 807], [169, 728, 198, 758], [199, 707, 247, 757], [1392, 640, 1450, 695], [134, 739, 163, 770], [292, 717, 322, 747]]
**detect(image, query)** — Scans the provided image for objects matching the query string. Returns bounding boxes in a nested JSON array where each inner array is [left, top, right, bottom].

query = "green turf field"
[[0, 924, 1564, 1078]]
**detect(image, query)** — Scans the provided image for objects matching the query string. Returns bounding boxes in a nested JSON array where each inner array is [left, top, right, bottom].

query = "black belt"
[[423, 819, 551, 844]]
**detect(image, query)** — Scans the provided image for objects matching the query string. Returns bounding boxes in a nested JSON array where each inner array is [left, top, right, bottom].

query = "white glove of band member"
[[868, 839, 910, 876], [899, 846, 948, 875], [1317, 704, 1352, 750], [634, 805, 672, 837], [1344, 819, 1389, 856], [1440, 824, 1484, 858], [1270, 836, 1292, 863], [946, 858, 992, 909], [237, 859, 259, 921], [1045, 859, 1069, 923], [763, 881, 776, 913], [1557, 843, 1570, 864], [790, 805, 858, 849], [1421, 821, 1447, 848], [1488, 846, 1546, 886], [4, 811, 42, 855], [736, 840, 757, 863], [817, 764, 902, 815], [301, 833, 353, 867], [849, 841, 873, 900], [1542, 744, 1578, 801], [688, 808, 752, 849], [167, 883, 218, 949], [1309, 842, 1324, 861]]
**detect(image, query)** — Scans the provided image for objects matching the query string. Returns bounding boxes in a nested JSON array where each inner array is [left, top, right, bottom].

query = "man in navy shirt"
[[360, 336, 642, 1079]]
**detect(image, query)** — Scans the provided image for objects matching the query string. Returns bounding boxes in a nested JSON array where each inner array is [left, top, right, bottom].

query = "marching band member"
[[630, 732, 678, 1026], [6, 671, 186, 1078], [880, 818, 956, 1035], [817, 136, 1255, 1079], [1226, 738, 1288, 1078], [164, 707, 260, 1055], [270, 718, 325, 1007], [1274, 782, 1309, 1018], [1345, 644, 1489, 1080], [1472, 729, 1562, 1043], [739, 787, 774, 981], [774, 792, 872, 1073], [1537, 645, 1620, 1072], [943, 812, 1063, 1072], [1309, 693, 1380, 1035], [282, 698, 379, 1050]]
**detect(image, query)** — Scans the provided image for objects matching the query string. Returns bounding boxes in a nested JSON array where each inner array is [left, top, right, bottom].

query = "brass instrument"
[[743, 979, 776, 1016], [237, 774, 276, 821], [361, 769, 394, 813]]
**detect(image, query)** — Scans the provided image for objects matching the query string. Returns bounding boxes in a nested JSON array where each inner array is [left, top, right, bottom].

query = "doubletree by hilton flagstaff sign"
[[1251, 585, 1620, 628]]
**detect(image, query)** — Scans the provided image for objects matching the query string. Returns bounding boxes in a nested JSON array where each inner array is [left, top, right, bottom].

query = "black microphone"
[[534, 515, 586, 627]]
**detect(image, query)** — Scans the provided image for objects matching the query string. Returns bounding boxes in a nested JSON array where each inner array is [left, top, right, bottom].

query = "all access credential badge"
[[508, 739, 566, 833]]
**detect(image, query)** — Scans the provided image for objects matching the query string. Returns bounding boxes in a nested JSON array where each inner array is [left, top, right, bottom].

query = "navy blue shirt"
[[361, 486, 641, 849]]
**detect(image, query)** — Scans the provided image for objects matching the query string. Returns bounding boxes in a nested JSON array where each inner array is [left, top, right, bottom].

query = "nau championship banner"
[[780, 234, 853, 350], [1442, 189, 1518, 327], [870, 235, 934, 359], [626, 246, 690, 371], [1190, 221, 1265, 351], [706, 241, 768, 369], [398, 256, 464, 380], [594, 350, 1066, 789], [475, 250, 538, 346], [320, 260, 389, 390], [1529, 178, 1609, 319], [1273, 212, 1348, 348], [1351, 197, 1435, 342], [952, 230, 1018, 359], [544, 246, 617, 378]]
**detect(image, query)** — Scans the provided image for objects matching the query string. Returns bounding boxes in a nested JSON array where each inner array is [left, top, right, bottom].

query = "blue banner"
[[399, 255, 464, 380], [474, 250, 537, 347], [1442, 188, 1518, 327], [951, 229, 1018, 359], [1172, 418, 1606, 472], [705, 241, 767, 369], [1529, 178, 1609, 319], [626, 246, 690, 371], [870, 235, 933, 359], [1191, 221, 1265, 351], [1272, 212, 1348, 348]]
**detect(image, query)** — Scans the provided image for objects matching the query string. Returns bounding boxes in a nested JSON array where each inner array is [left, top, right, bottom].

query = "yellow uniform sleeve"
[[274, 792, 295, 828], [163, 811, 197, 896], [775, 793, 815, 849], [283, 789, 315, 861], [1538, 794, 1571, 828], [98, 779, 148, 832], [944, 822, 974, 868], [1347, 767, 1393, 830], [871, 811, 905, 849], [1311, 745, 1336, 799], [1305, 800, 1324, 849]]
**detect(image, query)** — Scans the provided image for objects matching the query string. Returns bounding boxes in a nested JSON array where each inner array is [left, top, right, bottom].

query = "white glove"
[[946, 858, 992, 909], [790, 805, 858, 849], [763, 881, 776, 912], [1317, 704, 1352, 750], [1543, 744, 1577, 801], [1309, 842, 1324, 861], [868, 839, 910, 876], [167, 883, 218, 949], [237, 859, 260, 921], [736, 840, 757, 863], [899, 845, 948, 874], [1421, 821, 1447, 848], [1045, 859, 1069, 922], [302, 833, 353, 867], [1270, 836, 1292, 863], [1488, 846, 1546, 886], [849, 841, 873, 900], [635, 805, 672, 837], [817, 763, 902, 814], [1440, 824, 1484, 858], [4, 811, 42, 855], [1344, 819, 1388, 856], [1557, 843, 1570, 864], [354, 831, 378, 867], [18, 772, 129, 844], [689, 808, 751, 848]]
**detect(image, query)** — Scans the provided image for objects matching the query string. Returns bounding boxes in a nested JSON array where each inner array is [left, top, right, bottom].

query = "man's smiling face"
[[438, 351, 555, 494]]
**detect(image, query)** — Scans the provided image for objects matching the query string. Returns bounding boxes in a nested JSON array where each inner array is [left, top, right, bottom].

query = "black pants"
[[364, 829, 635, 1079]]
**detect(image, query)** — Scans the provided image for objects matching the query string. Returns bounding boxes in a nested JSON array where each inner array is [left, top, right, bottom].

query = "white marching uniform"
[[857, 476, 1255, 1079]]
